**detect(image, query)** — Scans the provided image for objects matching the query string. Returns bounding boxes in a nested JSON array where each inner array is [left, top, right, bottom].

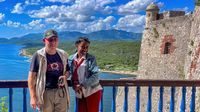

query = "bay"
[[0, 44, 132, 112]]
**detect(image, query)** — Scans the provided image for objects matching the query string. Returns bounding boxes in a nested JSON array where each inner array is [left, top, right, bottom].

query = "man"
[[28, 29, 70, 112]]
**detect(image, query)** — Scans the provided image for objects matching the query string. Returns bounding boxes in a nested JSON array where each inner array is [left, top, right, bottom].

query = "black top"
[[30, 52, 69, 88]]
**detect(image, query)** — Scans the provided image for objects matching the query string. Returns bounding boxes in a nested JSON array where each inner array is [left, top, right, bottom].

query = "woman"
[[69, 37, 102, 112]]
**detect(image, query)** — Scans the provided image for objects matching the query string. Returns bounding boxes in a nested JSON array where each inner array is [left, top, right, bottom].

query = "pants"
[[42, 88, 68, 112], [77, 90, 102, 112]]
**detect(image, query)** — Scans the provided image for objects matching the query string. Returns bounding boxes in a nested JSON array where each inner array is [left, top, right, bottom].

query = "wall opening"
[[160, 35, 176, 54], [164, 42, 171, 54], [148, 13, 150, 17]]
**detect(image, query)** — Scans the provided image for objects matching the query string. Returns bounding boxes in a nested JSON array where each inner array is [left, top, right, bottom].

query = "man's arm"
[[28, 71, 37, 110]]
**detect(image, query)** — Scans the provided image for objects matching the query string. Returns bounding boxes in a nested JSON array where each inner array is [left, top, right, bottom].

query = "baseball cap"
[[44, 29, 58, 39]]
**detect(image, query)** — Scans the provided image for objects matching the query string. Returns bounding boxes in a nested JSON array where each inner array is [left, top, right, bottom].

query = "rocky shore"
[[19, 49, 32, 58]]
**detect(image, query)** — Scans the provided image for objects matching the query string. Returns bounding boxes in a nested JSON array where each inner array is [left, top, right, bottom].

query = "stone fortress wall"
[[139, 1, 200, 81], [139, 15, 192, 79], [138, 3, 193, 80], [116, 1, 200, 111]]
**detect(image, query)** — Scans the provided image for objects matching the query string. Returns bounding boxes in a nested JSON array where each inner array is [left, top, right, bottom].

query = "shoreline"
[[20, 48, 139, 76], [101, 69, 139, 76], [19, 49, 32, 58]]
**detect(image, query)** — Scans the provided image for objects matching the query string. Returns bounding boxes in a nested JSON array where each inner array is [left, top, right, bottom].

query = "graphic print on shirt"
[[47, 62, 63, 72], [45, 52, 64, 88]]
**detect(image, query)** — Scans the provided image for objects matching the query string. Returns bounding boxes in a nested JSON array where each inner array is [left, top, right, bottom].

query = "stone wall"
[[116, 15, 192, 112], [138, 15, 192, 79], [116, 5, 200, 112], [184, 5, 200, 112], [162, 11, 185, 19], [185, 6, 200, 80]]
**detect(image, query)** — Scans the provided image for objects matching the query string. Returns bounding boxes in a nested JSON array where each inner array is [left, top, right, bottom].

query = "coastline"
[[101, 69, 139, 76], [20, 48, 139, 76], [19, 49, 32, 58]]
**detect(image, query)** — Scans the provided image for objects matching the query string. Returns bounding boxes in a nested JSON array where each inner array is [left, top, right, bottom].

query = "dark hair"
[[75, 37, 90, 45]]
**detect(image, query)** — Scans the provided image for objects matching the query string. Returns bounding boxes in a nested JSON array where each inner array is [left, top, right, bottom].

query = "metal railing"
[[0, 79, 200, 112]]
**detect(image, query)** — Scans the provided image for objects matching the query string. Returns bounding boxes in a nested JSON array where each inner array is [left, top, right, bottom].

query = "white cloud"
[[85, 16, 115, 32], [96, 0, 115, 6], [29, 5, 95, 22], [28, 19, 44, 27], [103, 16, 115, 23], [46, 0, 74, 3], [25, 0, 148, 33], [4, 20, 21, 28], [95, 5, 114, 14], [118, 0, 156, 14], [53, 14, 145, 33], [23, 19, 45, 30], [29, 0, 115, 23], [94, 0, 115, 14], [115, 14, 145, 33], [54, 22, 88, 32], [29, 5, 93, 22], [0, 13, 5, 23], [3, 19, 45, 30], [157, 2, 164, 8], [11, 3, 24, 14], [52, 16, 115, 33], [25, 0, 41, 5], [29, 5, 61, 18]]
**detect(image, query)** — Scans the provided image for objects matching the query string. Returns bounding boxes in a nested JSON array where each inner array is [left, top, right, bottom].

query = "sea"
[[0, 44, 133, 112]]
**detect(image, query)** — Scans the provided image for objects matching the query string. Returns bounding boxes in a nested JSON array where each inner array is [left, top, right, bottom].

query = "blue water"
[[0, 44, 133, 112]]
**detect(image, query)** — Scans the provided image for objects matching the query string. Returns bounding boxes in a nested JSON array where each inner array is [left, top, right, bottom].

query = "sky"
[[0, 0, 196, 38]]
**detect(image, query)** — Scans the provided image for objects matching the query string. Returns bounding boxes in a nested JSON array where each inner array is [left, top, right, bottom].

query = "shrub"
[[0, 97, 8, 112]]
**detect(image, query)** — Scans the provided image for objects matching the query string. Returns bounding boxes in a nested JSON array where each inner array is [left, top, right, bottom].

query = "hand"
[[58, 75, 67, 87], [64, 71, 70, 78], [30, 97, 37, 110], [74, 84, 82, 94]]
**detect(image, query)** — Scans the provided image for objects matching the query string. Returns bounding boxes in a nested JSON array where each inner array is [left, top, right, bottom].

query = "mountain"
[[59, 31, 86, 41], [88, 29, 142, 41], [0, 29, 142, 45], [0, 38, 9, 43]]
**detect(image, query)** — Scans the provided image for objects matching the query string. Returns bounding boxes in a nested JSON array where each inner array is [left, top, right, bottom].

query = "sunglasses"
[[45, 37, 58, 42]]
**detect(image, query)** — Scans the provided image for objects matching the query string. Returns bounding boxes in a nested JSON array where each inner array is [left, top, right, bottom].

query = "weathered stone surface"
[[116, 4, 200, 112], [139, 15, 192, 80]]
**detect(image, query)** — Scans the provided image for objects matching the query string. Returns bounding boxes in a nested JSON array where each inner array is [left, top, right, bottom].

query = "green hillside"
[[24, 41, 141, 71], [0, 30, 141, 44]]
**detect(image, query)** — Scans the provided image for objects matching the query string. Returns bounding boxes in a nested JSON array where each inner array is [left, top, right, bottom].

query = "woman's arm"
[[81, 56, 100, 88]]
